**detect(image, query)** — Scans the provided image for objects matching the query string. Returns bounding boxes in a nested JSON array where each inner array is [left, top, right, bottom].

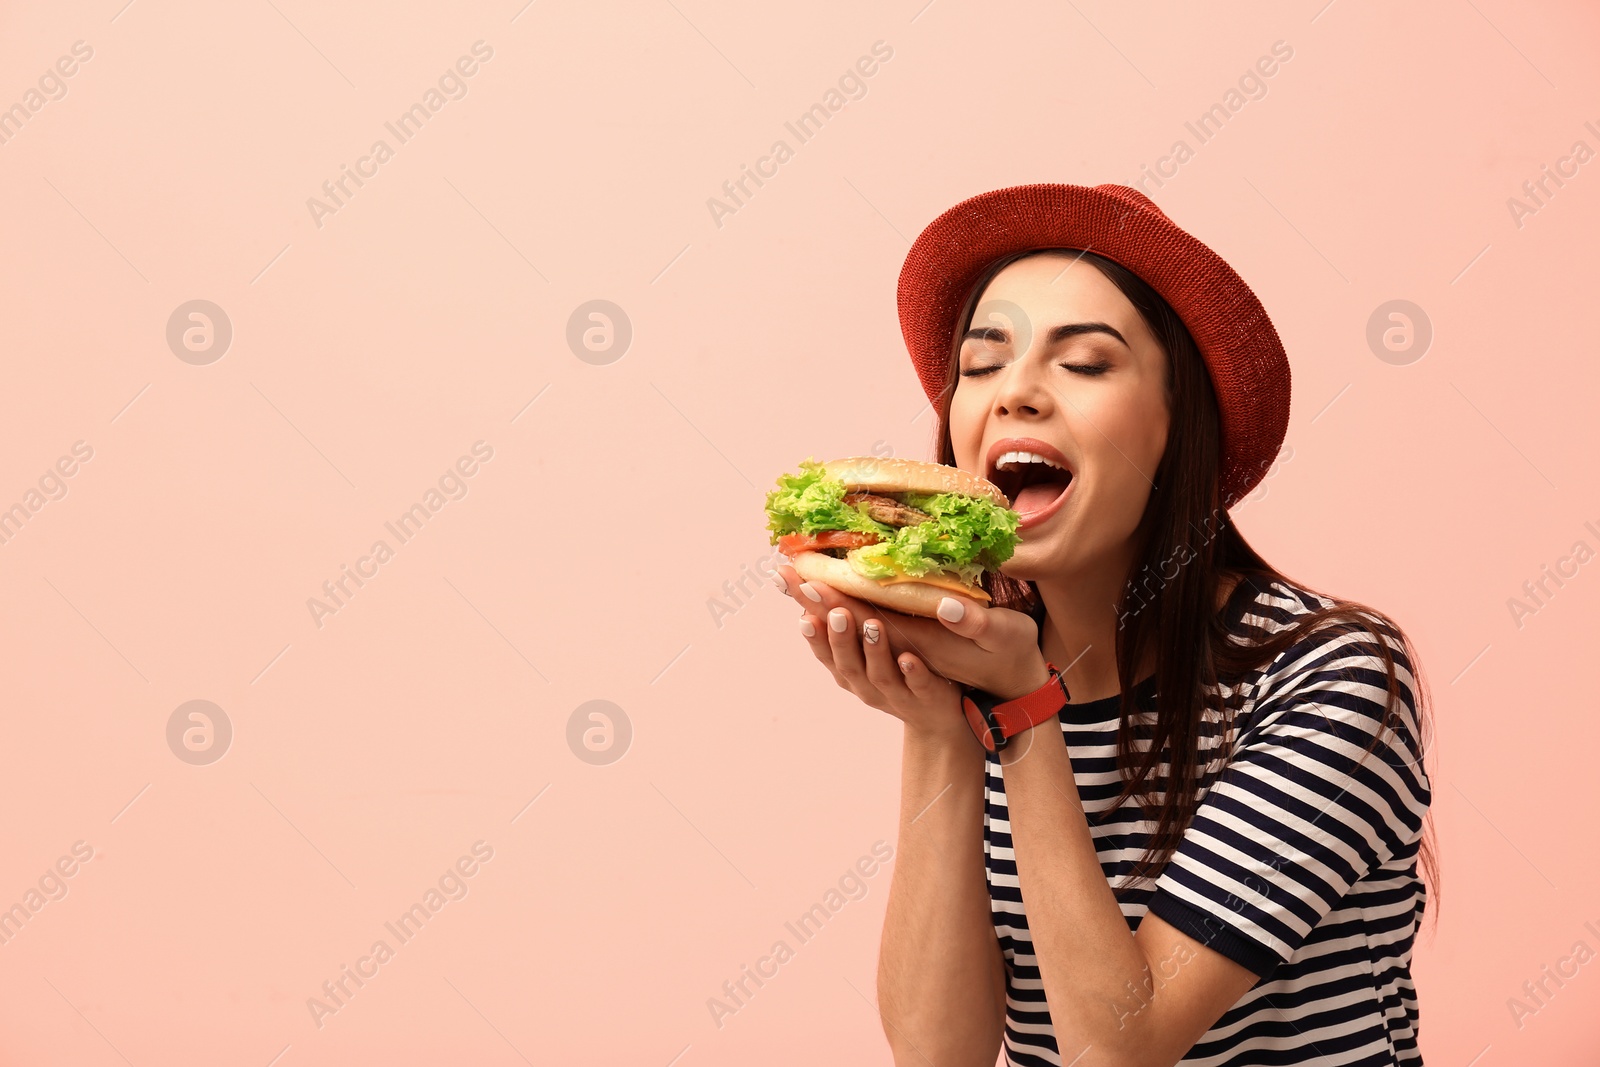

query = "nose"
[[992, 349, 1055, 419]]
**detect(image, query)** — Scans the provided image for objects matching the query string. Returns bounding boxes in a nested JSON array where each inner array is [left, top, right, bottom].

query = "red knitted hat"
[[897, 182, 1291, 508]]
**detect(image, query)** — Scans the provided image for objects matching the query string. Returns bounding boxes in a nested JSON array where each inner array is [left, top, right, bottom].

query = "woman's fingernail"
[[799, 617, 816, 638], [937, 596, 965, 623], [800, 582, 823, 603], [829, 608, 848, 633], [771, 571, 788, 594], [863, 621, 880, 645], [899, 656, 914, 674]]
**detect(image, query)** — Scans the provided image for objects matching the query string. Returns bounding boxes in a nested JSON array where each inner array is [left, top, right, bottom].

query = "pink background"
[[2, 0, 1597, 1063]]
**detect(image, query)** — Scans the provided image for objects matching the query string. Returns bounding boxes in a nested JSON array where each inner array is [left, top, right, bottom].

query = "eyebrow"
[[961, 321, 1129, 349]]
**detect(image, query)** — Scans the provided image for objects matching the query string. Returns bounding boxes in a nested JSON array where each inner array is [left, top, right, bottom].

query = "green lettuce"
[[764, 458, 1019, 585]]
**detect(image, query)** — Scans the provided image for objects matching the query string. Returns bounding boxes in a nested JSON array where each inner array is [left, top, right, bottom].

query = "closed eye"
[[959, 362, 1110, 378]]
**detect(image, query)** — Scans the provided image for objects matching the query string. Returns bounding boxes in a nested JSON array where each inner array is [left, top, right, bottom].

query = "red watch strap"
[[962, 663, 1068, 752], [991, 664, 1069, 739], [961, 694, 994, 751]]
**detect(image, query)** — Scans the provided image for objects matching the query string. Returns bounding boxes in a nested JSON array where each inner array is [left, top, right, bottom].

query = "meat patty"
[[844, 491, 931, 527]]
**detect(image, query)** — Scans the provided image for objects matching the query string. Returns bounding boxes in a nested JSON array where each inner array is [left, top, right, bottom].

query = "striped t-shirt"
[[984, 576, 1432, 1066]]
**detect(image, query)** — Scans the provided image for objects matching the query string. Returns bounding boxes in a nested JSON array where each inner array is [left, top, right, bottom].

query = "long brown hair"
[[931, 248, 1439, 932]]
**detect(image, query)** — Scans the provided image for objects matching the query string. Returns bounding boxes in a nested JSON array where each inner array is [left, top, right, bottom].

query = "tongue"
[[1014, 480, 1068, 516]]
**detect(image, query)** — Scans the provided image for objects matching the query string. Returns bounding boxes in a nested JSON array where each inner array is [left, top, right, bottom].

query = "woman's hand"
[[771, 561, 1051, 701], [906, 588, 1053, 701], [771, 560, 974, 743]]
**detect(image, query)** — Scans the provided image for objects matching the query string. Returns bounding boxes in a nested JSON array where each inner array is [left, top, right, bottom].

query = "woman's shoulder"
[[1222, 575, 1417, 709], [1220, 573, 1335, 638], [1226, 576, 1424, 756], [1223, 573, 1404, 641]]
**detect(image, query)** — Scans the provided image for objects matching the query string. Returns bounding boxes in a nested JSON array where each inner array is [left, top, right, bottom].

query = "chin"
[[1005, 523, 1095, 578], [997, 544, 1056, 582]]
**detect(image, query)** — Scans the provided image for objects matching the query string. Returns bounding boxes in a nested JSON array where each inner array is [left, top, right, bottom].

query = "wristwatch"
[[961, 663, 1070, 753]]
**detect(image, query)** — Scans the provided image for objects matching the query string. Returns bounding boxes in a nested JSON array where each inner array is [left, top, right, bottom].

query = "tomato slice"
[[778, 531, 881, 555]]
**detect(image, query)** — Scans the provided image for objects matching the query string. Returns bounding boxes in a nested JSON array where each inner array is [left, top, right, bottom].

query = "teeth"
[[994, 450, 1069, 473]]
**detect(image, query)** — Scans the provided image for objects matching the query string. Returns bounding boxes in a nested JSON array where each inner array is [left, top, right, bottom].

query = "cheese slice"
[[879, 572, 991, 601], [846, 550, 990, 601]]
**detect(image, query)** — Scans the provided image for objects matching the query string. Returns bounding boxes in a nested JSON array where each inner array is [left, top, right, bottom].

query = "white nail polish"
[[937, 596, 965, 623], [771, 571, 788, 594], [828, 609, 848, 633], [863, 621, 880, 644], [799, 617, 816, 638], [800, 582, 823, 603]]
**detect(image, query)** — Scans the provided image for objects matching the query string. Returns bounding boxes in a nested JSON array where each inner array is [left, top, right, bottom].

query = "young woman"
[[771, 184, 1437, 1066]]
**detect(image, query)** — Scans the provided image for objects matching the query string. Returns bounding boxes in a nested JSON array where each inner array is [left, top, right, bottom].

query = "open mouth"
[[988, 447, 1074, 518]]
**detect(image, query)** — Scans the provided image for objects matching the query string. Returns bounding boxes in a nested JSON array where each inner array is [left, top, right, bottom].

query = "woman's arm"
[[767, 564, 1029, 1065], [877, 725, 1006, 1066], [998, 722, 1259, 1067]]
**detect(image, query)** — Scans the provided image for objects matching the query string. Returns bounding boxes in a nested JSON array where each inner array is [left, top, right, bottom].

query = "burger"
[[764, 456, 1020, 617]]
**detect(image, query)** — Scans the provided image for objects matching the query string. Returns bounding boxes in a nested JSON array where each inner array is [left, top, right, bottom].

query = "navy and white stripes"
[[984, 577, 1432, 1066]]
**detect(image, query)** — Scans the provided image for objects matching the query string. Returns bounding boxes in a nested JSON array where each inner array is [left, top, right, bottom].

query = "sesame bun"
[[821, 457, 1009, 509], [790, 550, 989, 620]]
